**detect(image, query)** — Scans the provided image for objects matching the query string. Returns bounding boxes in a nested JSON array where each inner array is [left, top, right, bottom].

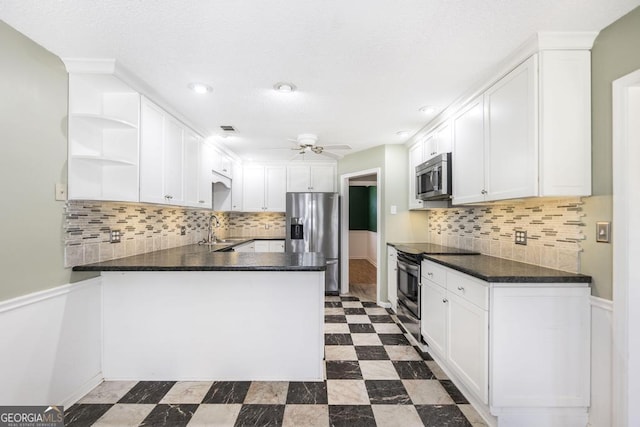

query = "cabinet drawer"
[[421, 260, 446, 287], [447, 271, 488, 310]]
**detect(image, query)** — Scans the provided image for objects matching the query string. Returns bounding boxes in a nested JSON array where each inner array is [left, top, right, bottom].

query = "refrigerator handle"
[[326, 259, 339, 265]]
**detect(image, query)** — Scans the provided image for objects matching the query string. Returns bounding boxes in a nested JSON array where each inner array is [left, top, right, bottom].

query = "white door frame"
[[340, 168, 382, 303], [612, 68, 640, 427]]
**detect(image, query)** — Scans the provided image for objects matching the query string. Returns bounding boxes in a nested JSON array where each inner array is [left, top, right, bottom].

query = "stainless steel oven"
[[396, 251, 422, 343]]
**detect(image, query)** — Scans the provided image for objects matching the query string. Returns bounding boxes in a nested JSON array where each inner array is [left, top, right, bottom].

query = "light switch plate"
[[390, 205, 397, 215], [596, 222, 611, 243]]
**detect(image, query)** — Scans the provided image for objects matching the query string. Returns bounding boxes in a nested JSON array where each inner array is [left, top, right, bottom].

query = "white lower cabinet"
[[387, 245, 398, 311], [234, 240, 284, 253], [420, 259, 590, 426]]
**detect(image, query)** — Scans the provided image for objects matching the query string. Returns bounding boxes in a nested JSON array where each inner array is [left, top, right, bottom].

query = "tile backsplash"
[[425, 198, 586, 273], [64, 201, 285, 267]]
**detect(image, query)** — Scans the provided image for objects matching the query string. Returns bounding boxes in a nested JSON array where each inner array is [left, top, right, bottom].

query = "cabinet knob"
[[481, 189, 487, 195], [427, 272, 433, 277], [457, 286, 465, 292], [198, 200, 205, 204], [165, 195, 173, 200], [442, 298, 448, 303]]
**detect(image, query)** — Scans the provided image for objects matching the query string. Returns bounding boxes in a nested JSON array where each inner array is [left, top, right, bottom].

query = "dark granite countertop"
[[388, 242, 479, 256], [424, 254, 592, 284], [72, 243, 326, 272]]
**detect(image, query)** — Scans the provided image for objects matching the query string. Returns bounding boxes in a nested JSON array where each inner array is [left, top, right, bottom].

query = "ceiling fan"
[[284, 134, 352, 159]]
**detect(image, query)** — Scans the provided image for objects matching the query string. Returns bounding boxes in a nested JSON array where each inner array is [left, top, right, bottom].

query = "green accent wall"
[[349, 186, 377, 232]]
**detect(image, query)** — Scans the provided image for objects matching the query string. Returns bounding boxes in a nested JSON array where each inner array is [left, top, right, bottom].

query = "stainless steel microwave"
[[415, 153, 452, 201]]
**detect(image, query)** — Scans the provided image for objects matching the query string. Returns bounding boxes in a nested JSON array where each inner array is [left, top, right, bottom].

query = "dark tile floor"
[[65, 295, 486, 426]]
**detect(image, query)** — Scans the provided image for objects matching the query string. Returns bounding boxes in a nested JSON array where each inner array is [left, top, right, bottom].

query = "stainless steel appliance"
[[286, 192, 340, 294], [416, 152, 452, 201], [395, 251, 423, 343]]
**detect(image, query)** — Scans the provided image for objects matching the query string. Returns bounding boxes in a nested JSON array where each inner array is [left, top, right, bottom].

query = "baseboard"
[[62, 373, 104, 408]]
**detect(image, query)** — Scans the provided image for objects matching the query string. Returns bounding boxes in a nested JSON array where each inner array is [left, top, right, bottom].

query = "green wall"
[[0, 21, 95, 302], [581, 6, 640, 300], [349, 186, 377, 232]]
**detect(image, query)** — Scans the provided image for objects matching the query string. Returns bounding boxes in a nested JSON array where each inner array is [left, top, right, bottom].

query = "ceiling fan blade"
[[321, 144, 352, 150], [319, 151, 342, 159]]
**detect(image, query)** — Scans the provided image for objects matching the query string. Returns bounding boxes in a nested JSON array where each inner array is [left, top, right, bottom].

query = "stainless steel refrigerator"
[[286, 192, 340, 294]]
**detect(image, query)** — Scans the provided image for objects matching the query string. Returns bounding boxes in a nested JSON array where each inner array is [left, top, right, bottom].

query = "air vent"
[[220, 125, 236, 132]]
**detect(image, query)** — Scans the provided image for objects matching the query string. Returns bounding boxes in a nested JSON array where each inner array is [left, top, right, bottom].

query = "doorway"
[[339, 168, 382, 304], [612, 68, 640, 427]]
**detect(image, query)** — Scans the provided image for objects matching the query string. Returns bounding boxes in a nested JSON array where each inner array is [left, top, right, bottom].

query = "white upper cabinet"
[[162, 116, 184, 205], [452, 96, 485, 204], [139, 99, 166, 204], [287, 163, 336, 192], [423, 121, 452, 161], [140, 97, 198, 207], [67, 73, 140, 201], [211, 149, 233, 178], [183, 130, 202, 208], [452, 50, 591, 205], [231, 160, 243, 211], [242, 165, 287, 212], [198, 141, 215, 209], [408, 142, 424, 210], [484, 56, 537, 201]]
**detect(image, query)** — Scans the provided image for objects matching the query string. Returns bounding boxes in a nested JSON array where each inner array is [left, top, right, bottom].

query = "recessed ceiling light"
[[419, 106, 436, 115], [396, 130, 410, 137], [188, 82, 212, 94], [273, 82, 297, 93]]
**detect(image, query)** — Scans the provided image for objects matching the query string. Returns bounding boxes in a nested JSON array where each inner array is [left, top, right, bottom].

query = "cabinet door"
[[231, 160, 243, 211], [254, 241, 270, 252], [310, 165, 336, 192], [268, 240, 285, 252], [242, 166, 266, 212], [420, 281, 447, 359], [436, 121, 452, 155], [485, 56, 537, 201], [163, 116, 184, 205], [452, 96, 485, 204], [265, 166, 287, 211], [198, 142, 215, 208], [423, 133, 438, 160], [287, 166, 310, 192], [139, 100, 166, 204], [234, 242, 255, 252], [447, 292, 489, 404], [408, 143, 424, 209], [183, 130, 200, 207], [387, 246, 398, 311]]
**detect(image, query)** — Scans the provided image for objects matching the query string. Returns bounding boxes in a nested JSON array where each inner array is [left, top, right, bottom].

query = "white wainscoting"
[[367, 231, 378, 266], [0, 278, 103, 407], [349, 230, 378, 266], [589, 296, 613, 427]]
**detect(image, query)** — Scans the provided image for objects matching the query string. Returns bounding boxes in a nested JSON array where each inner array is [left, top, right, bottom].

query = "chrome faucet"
[[208, 214, 220, 244], [199, 214, 221, 246]]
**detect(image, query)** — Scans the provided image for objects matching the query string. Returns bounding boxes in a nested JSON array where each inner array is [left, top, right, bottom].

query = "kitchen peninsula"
[[74, 244, 326, 382]]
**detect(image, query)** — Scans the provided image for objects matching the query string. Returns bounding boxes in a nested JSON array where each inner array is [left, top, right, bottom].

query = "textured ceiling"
[[2, 0, 639, 161]]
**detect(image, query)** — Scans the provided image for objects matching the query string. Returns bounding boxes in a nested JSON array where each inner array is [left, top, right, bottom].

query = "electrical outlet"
[[181, 226, 186, 236], [55, 183, 67, 201], [515, 230, 527, 245], [110, 229, 121, 243]]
